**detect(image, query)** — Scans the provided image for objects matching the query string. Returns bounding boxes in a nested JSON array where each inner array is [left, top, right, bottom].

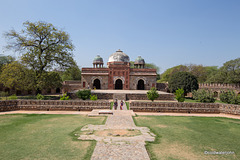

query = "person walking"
[[120, 100, 123, 110], [114, 99, 118, 110]]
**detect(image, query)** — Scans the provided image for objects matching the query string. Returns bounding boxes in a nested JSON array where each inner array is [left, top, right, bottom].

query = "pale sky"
[[0, 0, 239, 73]]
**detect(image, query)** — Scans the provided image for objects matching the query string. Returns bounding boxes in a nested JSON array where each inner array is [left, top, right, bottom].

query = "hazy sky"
[[0, 0, 239, 73]]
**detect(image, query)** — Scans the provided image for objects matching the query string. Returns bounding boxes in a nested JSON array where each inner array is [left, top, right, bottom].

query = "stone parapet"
[[219, 104, 240, 115], [126, 93, 174, 101], [131, 102, 240, 115], [17, 100, 110, 111], [0, 100, 18, 112]]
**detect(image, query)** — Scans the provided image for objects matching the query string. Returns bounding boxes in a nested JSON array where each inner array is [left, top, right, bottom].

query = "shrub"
[[175, 88, 185, 102], [90, 95, 97, 101], [0, 91, 8, 99], [192, 89, 215, 103], [8, 94, 18, 100], [36, 93, 44, 100], [147, 87, 159, 102], [60, 93, 70, 100], [220, 90, 240, 104], [76, 90, 91, 100]]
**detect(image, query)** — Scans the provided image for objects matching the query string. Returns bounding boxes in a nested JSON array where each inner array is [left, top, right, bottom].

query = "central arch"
[[137, 79, 145, 90], [93, 79, 101, 89], [115, 79, 123, 90]]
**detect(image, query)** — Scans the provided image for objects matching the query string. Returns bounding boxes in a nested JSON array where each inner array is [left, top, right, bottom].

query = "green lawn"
[[134, 116, 240, 160], [184, 98, 226, 104], [0, 114, 105, 160]]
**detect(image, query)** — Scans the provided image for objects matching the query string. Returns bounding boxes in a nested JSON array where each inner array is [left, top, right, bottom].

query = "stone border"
[[1, 100, 240, 116], [130, 102, 240, 115], [0, 100, 110, 112]]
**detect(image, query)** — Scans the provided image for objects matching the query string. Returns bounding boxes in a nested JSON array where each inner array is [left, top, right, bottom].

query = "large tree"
[[0, 61, 35, 90], [206, 58, 240, 84], [4, 21, 74, 88], [168, 72, 199, 93], [160, 64, 218, 83], [0, 54, 15, 72], [60, 61, 81, 81]]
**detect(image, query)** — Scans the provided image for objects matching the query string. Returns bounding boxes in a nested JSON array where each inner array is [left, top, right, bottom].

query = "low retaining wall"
[[69, 92, 174, 101], [17, 100, 110, 111], [0, 100, 110, 112], [219, 104, 240, 115], [130, 102, 220, 113], [130, 102, 240, 115], [1, 100, 240, 116], [0, 100, 18, 112], [126, 94, 174, 101]]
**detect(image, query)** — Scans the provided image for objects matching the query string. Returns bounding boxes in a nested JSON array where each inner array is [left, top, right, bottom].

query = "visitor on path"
[[114, 99, 118, 110], [120, 100, 123, 110]]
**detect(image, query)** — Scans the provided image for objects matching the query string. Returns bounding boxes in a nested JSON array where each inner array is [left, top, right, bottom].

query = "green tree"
[[4, 21, 74, 89], [175, 88, 185, 102], [38, 71, 62, 90], [0, 54, 15, 72], [192, 89, 215, 103], [147, 87, 159, 102], [209, 58, 240, 84], [0, 61, 35, 90], [168, 72, 198, 94], [220, 90, 240, 104], [76, 90, 91, 100], [60, 61, 81, 81], [159, 65, 188, 82]]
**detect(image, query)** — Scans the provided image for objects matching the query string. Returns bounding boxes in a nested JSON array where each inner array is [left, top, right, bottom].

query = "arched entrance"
[[137, 79, 145, 90], [56, 88, 60, 94], [213, 91, 218, 97], [115, 79, 123, 90], [93, 79, 101, 89]]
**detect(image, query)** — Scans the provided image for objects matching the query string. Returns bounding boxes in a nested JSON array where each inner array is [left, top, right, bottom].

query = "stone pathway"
[[79, 100, 155, 160]]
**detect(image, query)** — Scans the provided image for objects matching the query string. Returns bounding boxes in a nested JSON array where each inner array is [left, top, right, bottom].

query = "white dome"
[[108, 49, 130, 62]]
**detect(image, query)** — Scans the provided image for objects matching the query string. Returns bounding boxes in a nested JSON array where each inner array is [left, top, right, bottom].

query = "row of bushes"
[[0, 90, 98, 101], [192, 89, 240, 104], [174, 88, 240, 105]]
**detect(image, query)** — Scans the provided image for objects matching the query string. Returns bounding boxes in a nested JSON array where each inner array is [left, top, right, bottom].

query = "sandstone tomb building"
[[81, 49, 157, 90]]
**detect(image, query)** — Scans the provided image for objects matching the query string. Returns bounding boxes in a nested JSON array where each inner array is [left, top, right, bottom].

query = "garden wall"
[[130, 102, 220, 113], [1, 100, 240, 116], [17, 100, 110, 111], [0, 100, 18, 112], [0, 100, 110, 112]]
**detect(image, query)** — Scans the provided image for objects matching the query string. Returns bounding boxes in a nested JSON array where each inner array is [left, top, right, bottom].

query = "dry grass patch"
[[94, 129, 141, 137]]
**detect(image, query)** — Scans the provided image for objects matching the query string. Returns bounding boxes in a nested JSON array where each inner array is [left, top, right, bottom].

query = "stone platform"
[[79, 100, 155, 160], [88, 90, 174, 101]]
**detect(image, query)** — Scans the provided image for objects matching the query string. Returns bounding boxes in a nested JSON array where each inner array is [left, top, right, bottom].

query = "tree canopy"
[[4, 21, 74, 76], [159, 64, 218, 83], [207, 58, 240, 84], [4, 21, 75, 91], [0, 54, 15, 72], [0, 61, 35, 90], [168, 72, 199, 93]]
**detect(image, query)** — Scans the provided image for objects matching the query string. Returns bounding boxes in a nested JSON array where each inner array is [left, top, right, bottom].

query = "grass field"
[[0, 114, 105, 160], [184, 98, 225, 104], [134, 116, 240, 160]]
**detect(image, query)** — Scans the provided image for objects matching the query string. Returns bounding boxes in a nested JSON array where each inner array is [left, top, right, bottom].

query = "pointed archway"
[[93, 79, 101, 89], [137, 79, 145, 90], [115, 79, 123, 90]]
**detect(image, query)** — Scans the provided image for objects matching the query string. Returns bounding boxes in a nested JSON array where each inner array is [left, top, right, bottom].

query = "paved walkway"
[[79, 100, 155, 160]]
